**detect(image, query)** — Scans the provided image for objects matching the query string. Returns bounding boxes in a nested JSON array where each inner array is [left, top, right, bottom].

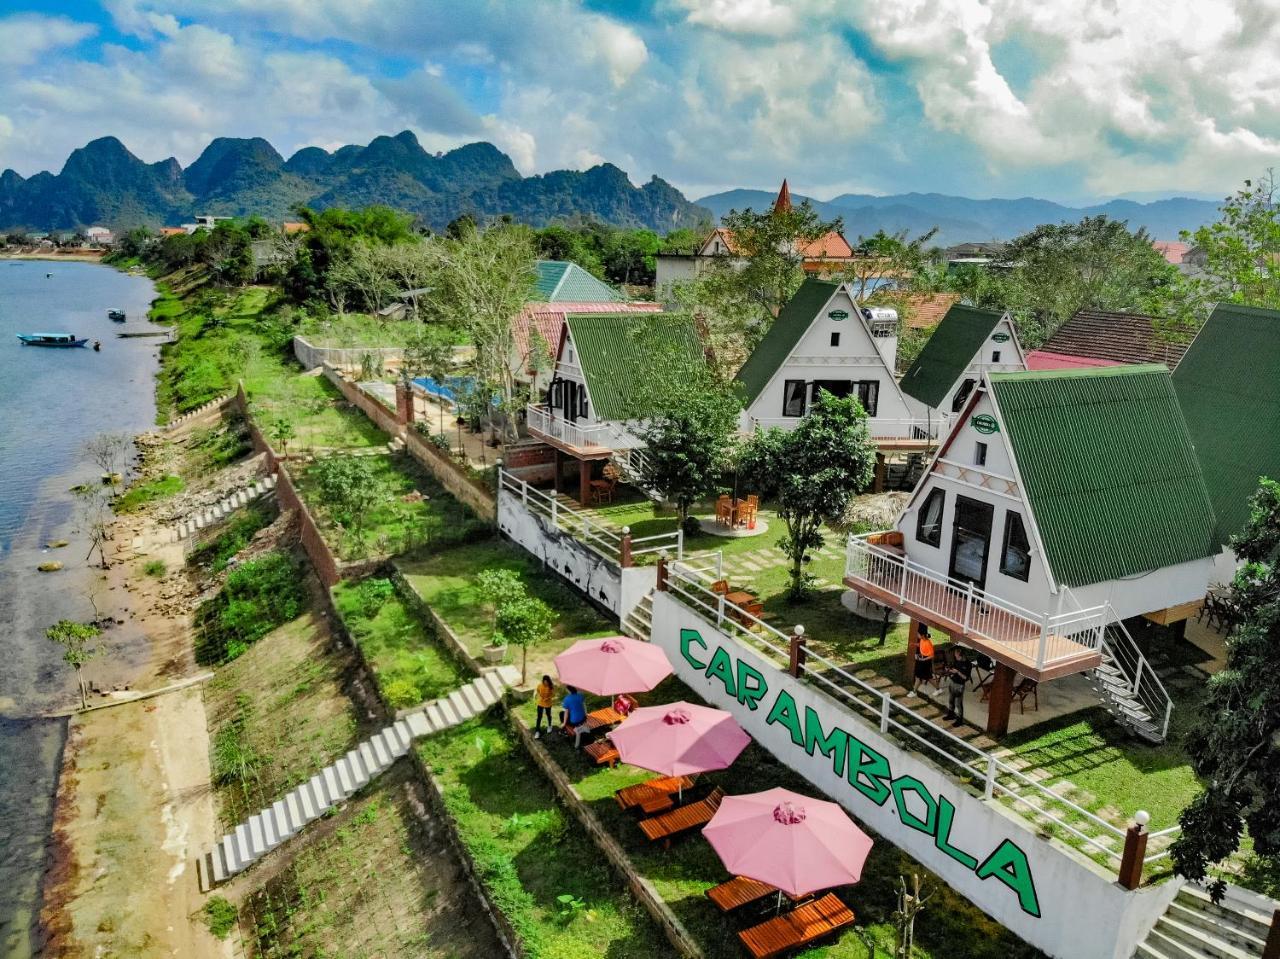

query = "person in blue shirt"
[[560, 686, 589, 747]]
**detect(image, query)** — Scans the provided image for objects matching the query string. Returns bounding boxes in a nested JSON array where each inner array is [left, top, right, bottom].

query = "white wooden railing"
[[525, 404, 643, 451], [745, 413, 955, 440], [662, 558, 1178, 868], [845, 534, 1108, 671]]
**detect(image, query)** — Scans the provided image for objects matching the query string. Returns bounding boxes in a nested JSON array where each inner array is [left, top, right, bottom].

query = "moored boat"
[[17, 332, 89, 348], [107, 309, 126, 321]]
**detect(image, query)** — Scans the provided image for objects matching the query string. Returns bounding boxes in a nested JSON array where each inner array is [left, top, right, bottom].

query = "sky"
[[0, 0, 1277, 204]]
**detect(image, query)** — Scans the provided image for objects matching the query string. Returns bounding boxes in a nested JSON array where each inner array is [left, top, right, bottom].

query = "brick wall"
[[273, 463, 341, 587]]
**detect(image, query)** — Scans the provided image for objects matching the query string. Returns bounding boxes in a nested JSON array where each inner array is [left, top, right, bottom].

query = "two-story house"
[[845, 364, 1217, 741], [525, 311, 705, 503], [900, 304, 1027, 422]]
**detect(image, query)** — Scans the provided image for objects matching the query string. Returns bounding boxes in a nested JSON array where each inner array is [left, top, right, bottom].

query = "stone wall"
[[293, 336, 404, 371]]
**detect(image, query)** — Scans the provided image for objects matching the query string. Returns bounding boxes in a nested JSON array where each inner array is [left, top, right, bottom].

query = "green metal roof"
[[533, 260, 622, 303], [989, 364, 1217, 588], [565, 312, 703, 421], [1173, 303, 1280, 547], [901, 304, 1004, 408], [734, 278, 840, 404]]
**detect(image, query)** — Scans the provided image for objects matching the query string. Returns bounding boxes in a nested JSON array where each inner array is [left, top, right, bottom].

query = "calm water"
[[0, 260, 160, 958]]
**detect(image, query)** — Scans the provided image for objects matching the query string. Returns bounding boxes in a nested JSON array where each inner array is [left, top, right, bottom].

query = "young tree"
[[401, 326, 455, 434], [46, 618, 103, 709], [737, 391, 876, 598], [834, 228, 938, 303], [75, 485, 113, 569], [418, 221, 537, 443], [476, 568, 527, 630], [83, 432, 131, 482], [1171, 478, 1280, 900], [1183, 170, 1280, 310], [268, 417, 295, 458], [309, 455, 392, 552], [494, 595, 555, 685]]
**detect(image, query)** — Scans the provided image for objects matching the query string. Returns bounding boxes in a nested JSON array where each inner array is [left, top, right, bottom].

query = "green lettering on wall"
[[975, 840, 1042, 918], [891, 776, 938, 835], [933, 795, 979, 869], [845, 734, 892, 806], [705, 646, 738, 698], [765, 690, 805, 747], [736, 660, 769, 711], [803, 706, 848, 776], [679, 628, 707, 670]]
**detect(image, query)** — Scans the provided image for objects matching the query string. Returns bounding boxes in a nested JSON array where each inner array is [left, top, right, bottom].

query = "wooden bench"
[[584, 740, 619, 767], [615, 776, 695, 811], [738, 893, 854, 959], [639, 787, 725, 849], [707, 876, 778, 914]]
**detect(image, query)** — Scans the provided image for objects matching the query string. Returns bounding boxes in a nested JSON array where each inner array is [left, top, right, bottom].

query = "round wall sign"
[[991, 332, 1011, 342], [828, 310, 849, 320], [971, 414, 999, 434]]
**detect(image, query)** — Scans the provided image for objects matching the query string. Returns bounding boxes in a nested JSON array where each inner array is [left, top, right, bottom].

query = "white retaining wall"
[[649, 590, 1181, 959], [293, 336, 404, 371]]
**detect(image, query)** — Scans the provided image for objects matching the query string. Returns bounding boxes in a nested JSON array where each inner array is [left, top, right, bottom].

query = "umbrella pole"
[[776, 890, 782, 914]]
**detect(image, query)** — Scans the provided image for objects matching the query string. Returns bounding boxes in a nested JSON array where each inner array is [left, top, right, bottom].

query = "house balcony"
[[525, 404, 641, 459], [844, 532, 1104, 681], [744, 413, 955, 450]]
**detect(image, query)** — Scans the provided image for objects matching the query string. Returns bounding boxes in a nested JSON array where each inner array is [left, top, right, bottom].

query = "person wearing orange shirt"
[[912, 625, 936, 695]]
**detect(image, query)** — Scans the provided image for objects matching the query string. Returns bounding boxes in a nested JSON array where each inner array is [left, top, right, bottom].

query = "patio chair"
[[584, 740, 620, 767], [639, 787, 725, 849], [707, 876, 779, 914], [716, 495, 733, 527], [616, 775, 696, 811], [738, 893, 855, 959], [1013, 678, 1038, 713], [589, 463, 621, 504], [739, 601, 766, 628]]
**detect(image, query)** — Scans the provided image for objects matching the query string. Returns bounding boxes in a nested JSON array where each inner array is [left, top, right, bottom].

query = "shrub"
[[381, 677, 422, 709], [142, 559, 166, 577], [202, 896, 238, 939], [350, 577, 395, 619], [188, 504, 273, 572], [195, 552, 305, 664]]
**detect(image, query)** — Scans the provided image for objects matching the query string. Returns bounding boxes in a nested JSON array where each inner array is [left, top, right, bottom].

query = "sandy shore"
[[0, 252, 108, 263]]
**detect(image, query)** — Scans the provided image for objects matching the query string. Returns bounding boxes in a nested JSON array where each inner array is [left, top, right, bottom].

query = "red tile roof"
[[1026, 350, 1124, 371], [1153, 241, 1189, 265], [512, 301, 662, 372], [1036, 309, 1192, 370], [869, 292, 961, 329]]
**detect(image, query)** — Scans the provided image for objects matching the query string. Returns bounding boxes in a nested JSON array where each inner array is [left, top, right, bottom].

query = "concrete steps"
[[164, 394, 235, 432], [198, 666, 517, 889], [622, 593, 654, 641], [171, 475, 277, 543], [1133, 884, 1273, 959]]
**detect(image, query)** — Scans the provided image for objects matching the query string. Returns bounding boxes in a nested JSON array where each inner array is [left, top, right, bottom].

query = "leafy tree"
[[659, 226, 708, 255], [401, 325, 456, 433], [835, 228, 938, 302], [1171, 478, 1280, 900], [268, 416, 295, 457], [285, 205, 417, 304], [494, 595, 554, 685], [46, 619, 103, 709], [534, 224, 604, 277], [476, 568, 527, 630], [737, 391, 876, 598], [1183, 170, 1280, 310], [309, 455, 392, 550]]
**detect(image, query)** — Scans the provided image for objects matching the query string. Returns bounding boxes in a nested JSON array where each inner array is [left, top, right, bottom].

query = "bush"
[[202, 896, 238, 939], [189, 504, 274, 572], [142, 559, 166, 578], [195, 552, 305, 664], [350, 577, 395, 618]]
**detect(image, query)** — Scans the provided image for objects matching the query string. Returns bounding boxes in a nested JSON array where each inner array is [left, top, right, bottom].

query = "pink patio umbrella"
[[553, 636, 673, 696], [702, 787, 874, 899], [607, 702, 751, 796]]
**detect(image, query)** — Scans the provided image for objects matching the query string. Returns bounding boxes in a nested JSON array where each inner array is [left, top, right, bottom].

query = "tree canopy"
[[1183, 171, 1280, 311]]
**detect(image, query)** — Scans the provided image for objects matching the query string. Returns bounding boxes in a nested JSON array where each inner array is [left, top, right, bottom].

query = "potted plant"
[[482, 632, 508, 665], [476, 568, 526, 665]]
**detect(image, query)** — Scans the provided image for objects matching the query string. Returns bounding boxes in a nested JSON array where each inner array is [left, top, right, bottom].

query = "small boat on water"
[[17, 332, 89, 348], [107, 309, 126, 322]]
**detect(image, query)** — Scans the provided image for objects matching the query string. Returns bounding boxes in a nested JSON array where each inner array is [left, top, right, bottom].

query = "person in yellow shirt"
[[912, 626, 936, 695], [534, 675, 555, 738]]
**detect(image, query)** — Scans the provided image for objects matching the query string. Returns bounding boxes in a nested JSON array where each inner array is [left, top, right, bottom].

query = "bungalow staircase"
[[1087, 614, 1172, 744], [1133, 884, 1274, 959], [611, 448, 662, 499], [197, 666, 517, 890], [622, 591, 654, 641]]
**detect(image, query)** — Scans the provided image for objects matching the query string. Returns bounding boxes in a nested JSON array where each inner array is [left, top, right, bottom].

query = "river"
[[0, 260, 161, 958]]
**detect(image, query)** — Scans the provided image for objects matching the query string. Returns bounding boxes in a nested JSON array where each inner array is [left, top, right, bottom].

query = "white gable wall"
[[743, 287, 916, 435], [905, 315, 1029, 420]]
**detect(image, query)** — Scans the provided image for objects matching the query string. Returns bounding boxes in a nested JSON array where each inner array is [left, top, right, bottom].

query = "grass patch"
[[141, 559, 166, 578], [419, 718, 669, 958], [114, 474, 184, 513], [296, 453, 489, 562], [188, 503, 275, 572], [195, 551, 307, 664], [243, 354, 387, 450], [190, 413, 253, 470], [398, 538, 614, 681], [201, 896, 237, 940], [332, 577, 465, 709]]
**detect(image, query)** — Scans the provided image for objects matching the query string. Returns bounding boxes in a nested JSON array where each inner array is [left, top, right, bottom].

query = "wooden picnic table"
[[725, 591, 755, 608], [580, 706, 625, 733], [616, 775, 695, 810], [707, 876, 779, 913]]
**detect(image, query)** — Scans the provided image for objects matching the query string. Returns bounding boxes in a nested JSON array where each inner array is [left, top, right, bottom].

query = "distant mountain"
[[0, 131, 712, 233], [695, 188, 1222, 245]]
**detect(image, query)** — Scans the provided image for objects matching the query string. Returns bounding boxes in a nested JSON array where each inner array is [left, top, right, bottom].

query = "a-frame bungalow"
[[526, 311, 704, 504], [899, 303, 1027, 421], [844, 364, 1218, 741]]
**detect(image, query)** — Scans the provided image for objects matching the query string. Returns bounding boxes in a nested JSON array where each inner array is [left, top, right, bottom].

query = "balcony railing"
[[526, 404, 642, 451], [745, 413, 955, 440], [845, 533, 1106, 674]]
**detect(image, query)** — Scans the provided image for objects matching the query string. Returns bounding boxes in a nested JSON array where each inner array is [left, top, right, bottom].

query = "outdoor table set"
[[550, 634, 871, 957]]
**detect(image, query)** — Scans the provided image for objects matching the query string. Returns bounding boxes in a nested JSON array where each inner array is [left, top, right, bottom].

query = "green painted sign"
[[991, 332, 1011, 342], [678, 627, 1042, 918], [828, 309, 850, 320], [971, 414, 999, 434]]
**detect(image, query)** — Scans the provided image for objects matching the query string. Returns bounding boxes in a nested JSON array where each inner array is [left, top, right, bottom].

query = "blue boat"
[[107, 309, 126, 322], [17, 332, 89, 348]]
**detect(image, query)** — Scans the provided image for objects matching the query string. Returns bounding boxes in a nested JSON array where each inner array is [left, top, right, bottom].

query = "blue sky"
[[0, 1, 1273, 205]]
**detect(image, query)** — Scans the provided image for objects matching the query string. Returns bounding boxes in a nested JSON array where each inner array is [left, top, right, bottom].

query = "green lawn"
[[297, 312, 469, 349], [531, 677, 1044, 959], [294, 452, 489, 561], [242, 351, 387, 450], [418, 718, 671, 959], [114, 473, 184, 513], [332, 577, 467, 709], [397, 538, 614, 684]]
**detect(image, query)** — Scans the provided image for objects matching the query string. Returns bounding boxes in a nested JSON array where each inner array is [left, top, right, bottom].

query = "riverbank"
[[0, 251, 108, 263]]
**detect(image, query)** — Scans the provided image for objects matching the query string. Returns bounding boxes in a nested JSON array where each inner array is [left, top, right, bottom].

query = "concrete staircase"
[[199, 666, 517, 889], [1088, 619, 1171, 743], [166, 475, 277, 545], [1134, 884, 1273, 959], [163, 393, 235, 432], [622, 592, 654, 640]]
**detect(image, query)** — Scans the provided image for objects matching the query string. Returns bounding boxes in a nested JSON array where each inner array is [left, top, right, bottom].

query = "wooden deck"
[[525, 425, 614, 460]]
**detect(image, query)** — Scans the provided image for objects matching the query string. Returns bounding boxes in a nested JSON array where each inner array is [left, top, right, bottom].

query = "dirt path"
[[39, 686, 232, 958]]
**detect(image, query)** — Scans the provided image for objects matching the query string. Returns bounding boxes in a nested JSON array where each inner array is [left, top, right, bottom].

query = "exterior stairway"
[[172, 474, 277, 543], [622, 591, 654, 640], [1087, 617, 1172, 743], [198, 666, 518, 889], [1134, 884, 1273, 959]]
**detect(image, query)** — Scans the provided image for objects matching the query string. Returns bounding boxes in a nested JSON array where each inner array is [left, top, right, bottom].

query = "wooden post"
[[985, 663, 1015, 737], [905, 619, 922, 684], [788, 626, 807, 677], [1116, 813, 1149, 890], [552, 448, 563, 495], [620, 527, 632, 569], [1262, 909, 1280, 959], [578, 458, 592, 506], [656, 554, 669, 592], [873, 452, 887, 493]]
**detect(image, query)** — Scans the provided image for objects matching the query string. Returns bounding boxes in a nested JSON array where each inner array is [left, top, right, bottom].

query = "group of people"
[[533, 674, 637, 745], [910, 626, 976, 724]]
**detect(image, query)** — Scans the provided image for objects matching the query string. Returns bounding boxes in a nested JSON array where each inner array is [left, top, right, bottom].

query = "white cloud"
[[674, 0, 799, 37], [0, 14, 97, 68]]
